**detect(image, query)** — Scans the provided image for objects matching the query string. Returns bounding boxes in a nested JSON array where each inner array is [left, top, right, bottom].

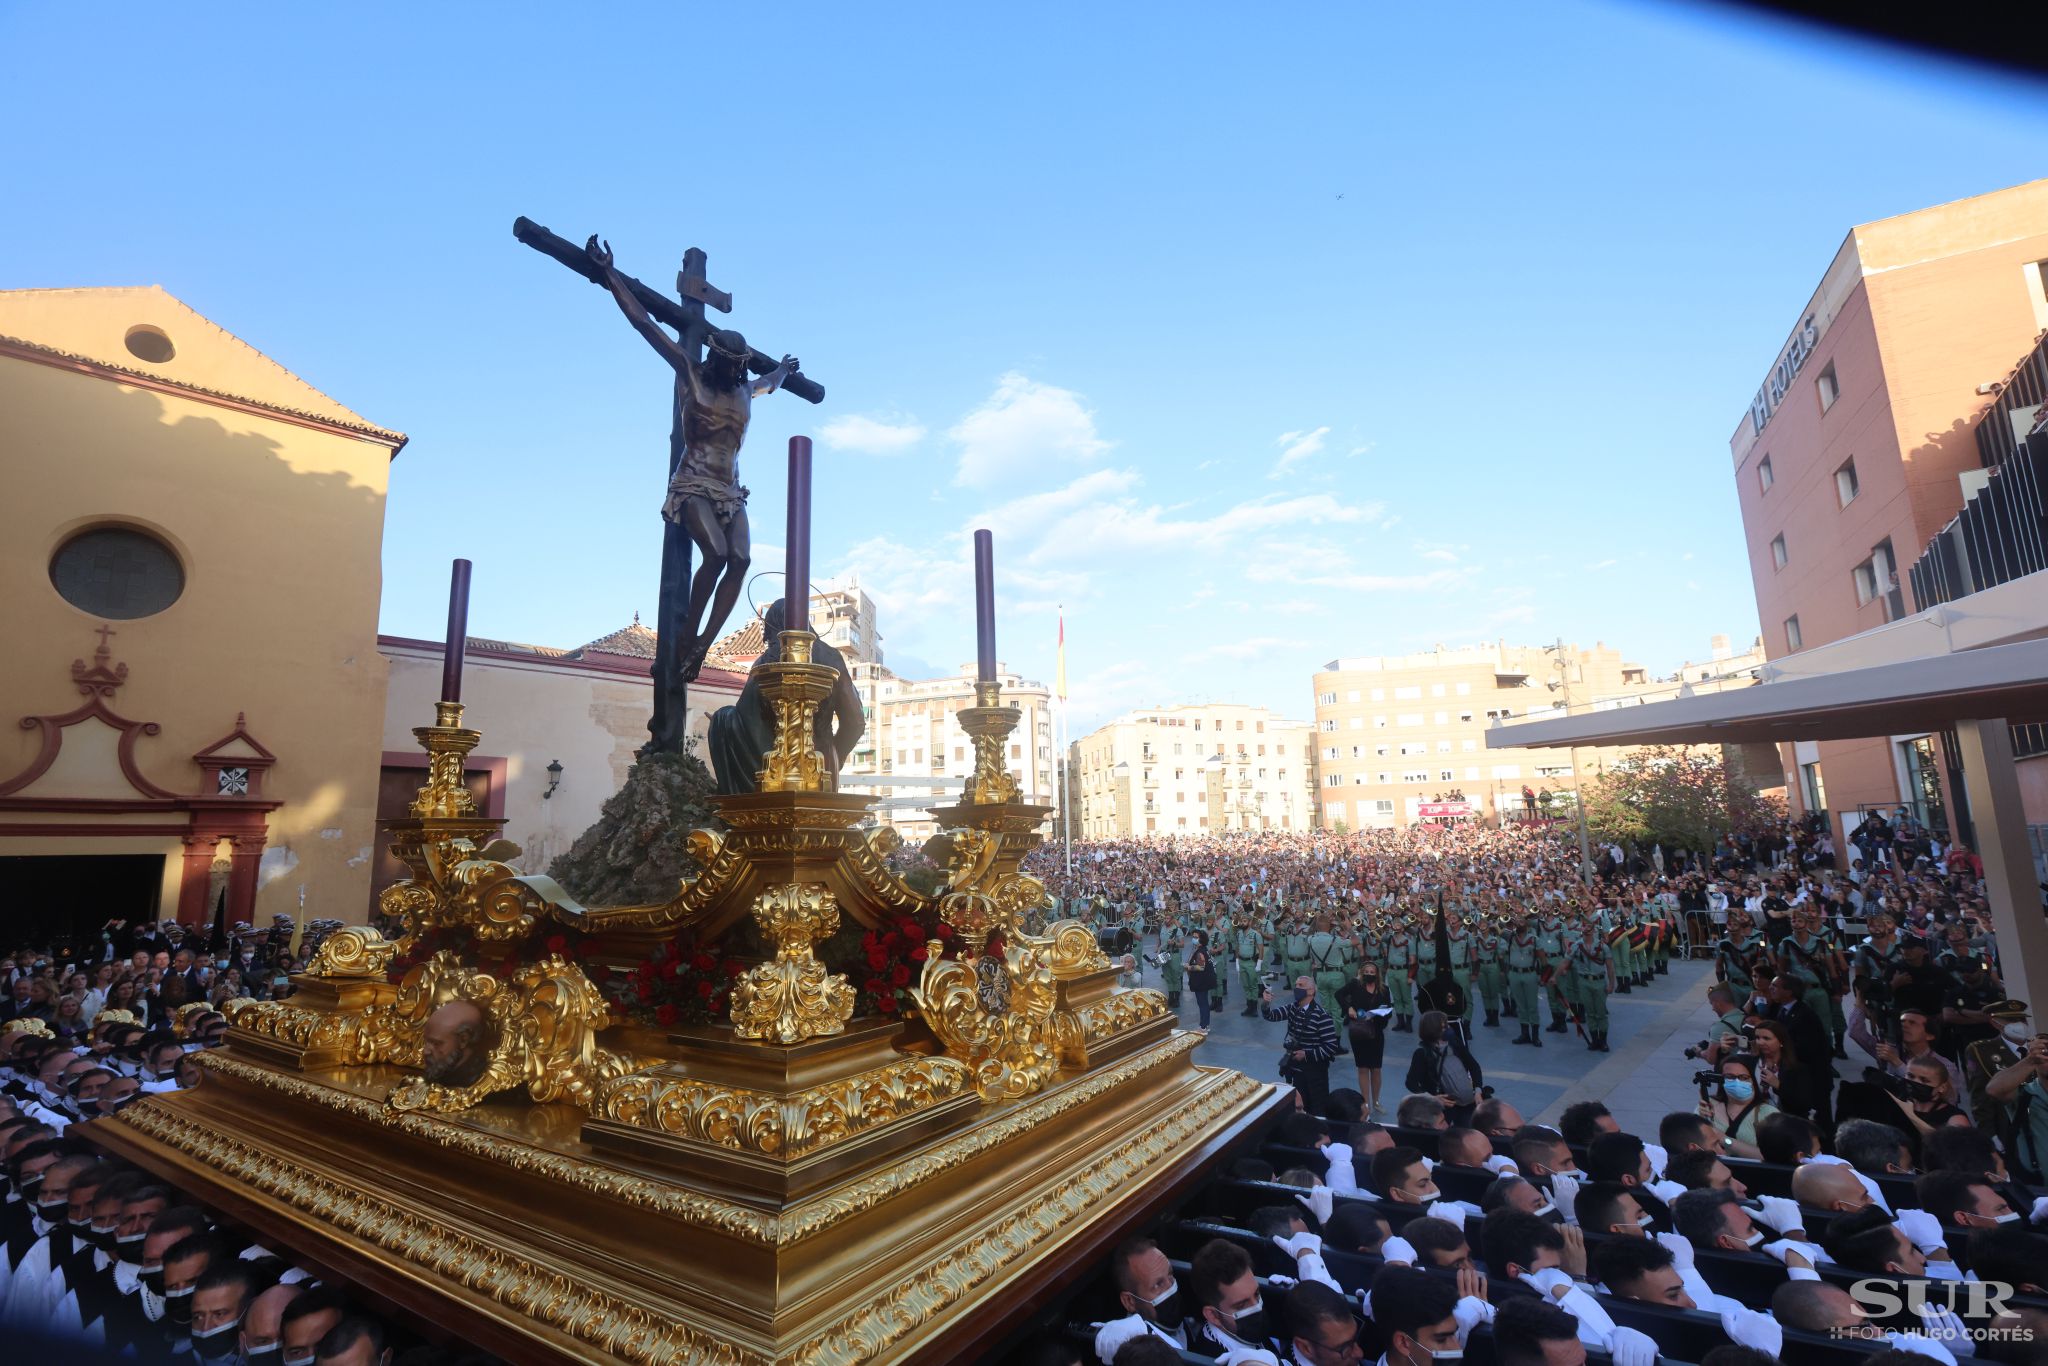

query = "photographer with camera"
[[1684, 985, 1748, 1068], [1697, 1054, 1774, 1157], [1848, 1005, 1965, 1103], [1983, 1027, 2048, 1183], [1261, 974, 1340, 1115]]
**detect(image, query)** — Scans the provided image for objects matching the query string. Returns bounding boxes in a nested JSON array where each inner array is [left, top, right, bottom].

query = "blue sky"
[[6, 2, 2046, 732]]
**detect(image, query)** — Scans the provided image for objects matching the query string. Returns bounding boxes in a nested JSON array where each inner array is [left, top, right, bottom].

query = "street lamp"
[[543, 759, 563, 799]]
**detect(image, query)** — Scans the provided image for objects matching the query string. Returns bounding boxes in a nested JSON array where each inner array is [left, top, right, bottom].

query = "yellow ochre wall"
[[0, 286, 400, 924]]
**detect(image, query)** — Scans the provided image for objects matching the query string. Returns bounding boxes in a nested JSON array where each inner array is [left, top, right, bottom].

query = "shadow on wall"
[[11, 375, 394, 908]]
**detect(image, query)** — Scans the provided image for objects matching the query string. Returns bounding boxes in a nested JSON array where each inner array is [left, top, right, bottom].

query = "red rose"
[[864, 979, 886, 996], [909, 945, 928, 962], [866, 950, 889, 971], [696, 979, 715, 998], [935, 924, 954, 940], [890, 964, 910, 988], [880, 932, 900, 952], [655, 1003, 679, 1027], [720, 959, 744, 979], [692, 953, 716, 974], [708, 993, 726, 1013], [662, 959, 682, 983], [877, 995, 898, 1013], [545, 935, 568, 955]]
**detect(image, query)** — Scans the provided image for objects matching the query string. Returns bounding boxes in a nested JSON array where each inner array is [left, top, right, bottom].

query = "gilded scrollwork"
[[305, 926, 401, 978], [729, 883, 856, 1045], [1044, 919, 1113, 976], [913, 934, 1079, 1101], [754, 632, 836, 794], [594, 1054, 969, 1159], [954, 680, 1022, 806], [383, 951, 634, 1114]]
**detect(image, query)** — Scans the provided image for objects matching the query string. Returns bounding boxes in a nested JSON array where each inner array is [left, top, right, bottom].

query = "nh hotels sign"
[[1749, 314, 1822, 435]]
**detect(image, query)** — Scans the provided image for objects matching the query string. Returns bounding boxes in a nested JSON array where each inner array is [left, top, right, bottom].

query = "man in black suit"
[[1767, 973, 1836, 1129]]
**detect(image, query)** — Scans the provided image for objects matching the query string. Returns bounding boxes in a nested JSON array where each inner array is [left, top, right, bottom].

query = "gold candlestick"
[[955, 679, 1021, 806], [410, 700, 482, 819], [754, 630, 839, 793]]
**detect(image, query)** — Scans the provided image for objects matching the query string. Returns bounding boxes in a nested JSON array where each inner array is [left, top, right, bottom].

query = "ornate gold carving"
[[595, 1054, 970, 1159], [305, 925, 400, 978], [2, 1018, 52, 1038], [195, 1052, 783, 1243], [914, 934, 1078, 1101], [954, 679, 1022, 805], [92, 1008, 139, 1029], [754, 630, 836, 794], [1075, 988, 1171, 1041], [729, 883, 855, 1045], [1044, 919, 1114, 976], [384, 951, 634, 1113], [797, 1068, 1265, 1364], [412, 700, 481, 819], [112, 1101, 752, 1366]]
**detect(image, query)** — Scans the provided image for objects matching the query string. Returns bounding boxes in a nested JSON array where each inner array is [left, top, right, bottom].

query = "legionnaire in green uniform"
[[1507, 917, 1543, 1047], [1206, 904, 1229, 1015], [1786, 906, 1849, 1056], [1718, 909, 1764, 1002], [1852, 913, 1902, 1027], [1568, 920, 1615, 1053], [1608, 902, 1635, 995], [1308, 913, 1349, 1026], [1536, 911, 1571, 1033], [1282, 919, 1313, 996], [1652, 887, 1680, 977], [1385, 919, 1415, 1031], [1445, 913, 1475, 1026], [1233, 916, 1267, 1017], [1475, 921, 1506, 1029], [1415, 922, 1439, 1022], [1160, 933, 1185, 1009]]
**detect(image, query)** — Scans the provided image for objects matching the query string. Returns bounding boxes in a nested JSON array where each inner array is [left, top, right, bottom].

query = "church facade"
[[0, 286, 404, 936]]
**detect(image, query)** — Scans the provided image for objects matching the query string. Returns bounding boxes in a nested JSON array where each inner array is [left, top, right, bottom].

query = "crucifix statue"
[[513, 217, 825, 756]]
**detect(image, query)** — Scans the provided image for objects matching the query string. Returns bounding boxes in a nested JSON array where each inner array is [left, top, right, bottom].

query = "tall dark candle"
[[973, 529, 996, 683], [441, 558, 473, 704], [785, 436, 812, 633]]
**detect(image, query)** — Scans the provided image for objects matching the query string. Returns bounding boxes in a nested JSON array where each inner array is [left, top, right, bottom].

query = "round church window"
[[49, 526, 185, 619]]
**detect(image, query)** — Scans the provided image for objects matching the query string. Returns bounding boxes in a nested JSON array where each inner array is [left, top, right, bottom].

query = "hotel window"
[[1348, 717, 1363, 729], [1398, 713, 1424, 726], [1375, 744, 1390, 757], [1325, 775, 1343, 788], [1465, 767, 1481, 781], [1758, 456, 1774, 492], [1317, 691, 1336, 705], [1377, 772, 1391, 784], [1430, 684, 1446, 697], [1462, 740, 1477, 752], [1320, 720, 1337, 733], [1816, 362, 1839, 413], [1770, 534, 1787, 570], [1785, 615, 1803, 651], [1345, 690, 1360, 703], [1374, 800, 1395, 816], [1835, 457, 1859, 507], [1436, 741, 1451, 753], [1454, 682, 1471, 695], [1395, 686, 1421, 700], [1440, 770, 1454, 782]]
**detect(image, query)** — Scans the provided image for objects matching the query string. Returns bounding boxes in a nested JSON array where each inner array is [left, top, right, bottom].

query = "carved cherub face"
[[421, 1000, 492, 1088]]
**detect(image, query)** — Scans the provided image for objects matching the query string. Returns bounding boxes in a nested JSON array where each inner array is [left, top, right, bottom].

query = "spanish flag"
[[1056, 612, 1068, 702]]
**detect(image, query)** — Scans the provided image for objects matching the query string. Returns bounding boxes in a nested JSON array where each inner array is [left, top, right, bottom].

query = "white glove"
[[1642, 1143, 1670, 1180], [1720, 1304, 1782, 1354], [1093, 1316, 1149, 1365], [1607, 1325, 1659, 1366], [1485, 1153, 1519, 1177], [1296, 1184, 1335, 1225], [1918, 1305, 1976, 1358], [1646, 1178, 1687, 1205], [1379, 1235, 1417, 1266], [1750, 1195, 1807, 1237], [1654, 1231, 1696, 1272], [1452, 1295, 1494, 1336], [1273, 1231, 1324, 1261], [1760, 1238, 1823, 1278], [1421, 1156, 1437, 1172], [1884, 1331, 1960, 1366], [1323, 1141, 1362, 1197], [1922, 1256, 1965, 1281], [1548, 1170, 1581, 1225], [1427, 1200, 1467, 1230], [2032, 1195, 2048, 1225], [1893, 1207, 1950, 1254]]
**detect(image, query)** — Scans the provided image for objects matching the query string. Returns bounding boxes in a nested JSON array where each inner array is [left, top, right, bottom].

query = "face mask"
[[1294, 988, 1310, 1003], [284, 1353, 316, 1366], [1226, 1306, 1270, 1344], [1723, 1079, 1755, 1103], [1416, 1185, 1441, 1204], [1637, 1215, 1656, 1230], [1426, 1354, 1463, 1364], [2004, 1024, 2032, 1045], [1743, 1230, 1767, 1249], [1140, 1279, 1184, 1331], [141, 1265, 165, 1297], [1994, 1212, 2022, 1224], [244, 1348, 282, 1366], [167, 1284, 195, 1326], [191, 1318, 242, 1360]]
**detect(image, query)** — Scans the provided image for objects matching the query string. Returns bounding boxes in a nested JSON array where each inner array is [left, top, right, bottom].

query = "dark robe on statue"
[[708, 600, 854, 796]]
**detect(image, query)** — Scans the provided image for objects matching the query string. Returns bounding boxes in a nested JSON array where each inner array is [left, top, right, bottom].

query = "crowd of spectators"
[[1, 920, 491, 1365]]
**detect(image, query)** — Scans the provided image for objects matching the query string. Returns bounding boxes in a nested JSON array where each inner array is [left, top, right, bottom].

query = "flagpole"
[[1058, 606, 1072, 876]]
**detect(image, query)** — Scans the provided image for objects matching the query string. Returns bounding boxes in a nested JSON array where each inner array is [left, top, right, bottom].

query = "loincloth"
[[663, 472, 749, 524]]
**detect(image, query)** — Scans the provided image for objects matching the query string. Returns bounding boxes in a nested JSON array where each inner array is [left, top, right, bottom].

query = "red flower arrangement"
[[610, 930, 749, 1028], [855, 909, 999, 1018]]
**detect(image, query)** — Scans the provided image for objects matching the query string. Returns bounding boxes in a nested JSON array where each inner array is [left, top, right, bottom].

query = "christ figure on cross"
[[585, 235, 798, 691]]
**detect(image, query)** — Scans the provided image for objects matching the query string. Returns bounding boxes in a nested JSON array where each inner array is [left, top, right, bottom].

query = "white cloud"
[[819, 412, 926, 454], [1196, 458, 1220, 470], [1188, 635, 1310, 662], [1420, 548, 1459, 564], [949, 372, 1110, 487], [1584, 558, 1618, 571], [1270, 426, 1331, 479], [1349, 442, 1377, 458]]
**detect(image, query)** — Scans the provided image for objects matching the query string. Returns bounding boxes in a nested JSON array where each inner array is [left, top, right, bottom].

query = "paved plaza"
[[1129, 953, 1742, 1129]]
